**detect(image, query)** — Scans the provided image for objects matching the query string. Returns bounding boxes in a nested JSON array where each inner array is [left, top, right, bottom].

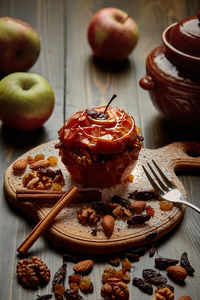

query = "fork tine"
[[152, 160, 174, 188], [147, 162, 169, 192], [142, 165, 163, 194]]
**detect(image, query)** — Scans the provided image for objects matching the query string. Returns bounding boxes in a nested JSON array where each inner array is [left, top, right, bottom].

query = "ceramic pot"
[[140, 45, 200, 126], [140, 12, 200, 126]]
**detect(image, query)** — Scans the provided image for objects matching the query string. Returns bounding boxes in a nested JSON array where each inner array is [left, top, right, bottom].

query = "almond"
[[12, 158, 27, 174], [102, 215, 115, 237], [129, 201, 146, 213], [73, 259, 94, 274], [166, 265, 188, 281], [29, 159, 50, 170], [177, 296, 191, 300]]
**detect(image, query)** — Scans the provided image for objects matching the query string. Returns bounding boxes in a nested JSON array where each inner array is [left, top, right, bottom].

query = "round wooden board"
[[4, 140, 200, 254]]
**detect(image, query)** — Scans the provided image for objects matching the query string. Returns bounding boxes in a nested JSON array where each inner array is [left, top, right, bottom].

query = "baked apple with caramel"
[[56, 96, 142, 187]]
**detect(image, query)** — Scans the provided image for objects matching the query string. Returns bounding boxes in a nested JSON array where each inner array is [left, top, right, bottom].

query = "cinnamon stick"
[[17, 185, 79, 255], [16, 188, 101, 202]]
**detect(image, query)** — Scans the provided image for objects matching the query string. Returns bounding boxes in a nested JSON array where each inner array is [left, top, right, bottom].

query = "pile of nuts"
[[77, 192, 159, 237], [16, 249, 194, 299], [12, 153, 64, 191]]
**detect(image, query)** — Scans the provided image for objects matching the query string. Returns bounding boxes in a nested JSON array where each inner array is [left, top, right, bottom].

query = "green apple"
[[0, 17, 40, 74], [0, 72, 55, 131]]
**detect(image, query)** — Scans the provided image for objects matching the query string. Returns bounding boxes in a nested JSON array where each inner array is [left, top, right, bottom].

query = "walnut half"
[[101, 277, 129, 300], [16, 256, 50, 289]]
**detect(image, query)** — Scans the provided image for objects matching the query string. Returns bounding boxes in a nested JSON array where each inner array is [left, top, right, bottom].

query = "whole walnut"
[[101, 277, 129, 300], [16, 256, 50, 288]]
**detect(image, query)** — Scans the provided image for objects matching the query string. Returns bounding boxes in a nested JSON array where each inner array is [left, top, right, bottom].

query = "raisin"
[[36, 295, 52, 300], [148, 244, 157, 257], [111, 195, 131, 209], [159, 200, 173, 211], [91, 229, 97, 236], [143, 269, 168, 286], [132, 277, 153, 295], [122, 258, 132, 271], [124, 253, 140, 262], [64, 289, 84, 300], [146, 232, 158, 241], [52, 263, 67, 286], [127, 214, 150, 225], [108, 255, 121, 266], [38, 168, 62, 179], [155, 257, 179, 270], [91, 202, 112, 215], [157, 283, 174, 292], [131, 246, 147, 256], [129, 190, 158, 200], [79, 276, 92, 293], [180, 252, 195, 275], [62, 253, 78, 263]]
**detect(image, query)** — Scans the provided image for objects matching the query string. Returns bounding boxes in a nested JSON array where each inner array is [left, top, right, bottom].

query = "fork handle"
[[182, 201, 200, 213]]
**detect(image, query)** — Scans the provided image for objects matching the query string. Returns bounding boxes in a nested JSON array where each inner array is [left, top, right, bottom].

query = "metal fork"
[[142, 160, 200, 213]]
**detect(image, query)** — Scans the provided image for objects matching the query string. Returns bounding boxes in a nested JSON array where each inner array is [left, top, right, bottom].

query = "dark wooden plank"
[[0, 1, 65, 299]]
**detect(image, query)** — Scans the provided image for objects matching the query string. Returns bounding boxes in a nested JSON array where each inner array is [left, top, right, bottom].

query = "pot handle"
[[139, 75, 156, 91]]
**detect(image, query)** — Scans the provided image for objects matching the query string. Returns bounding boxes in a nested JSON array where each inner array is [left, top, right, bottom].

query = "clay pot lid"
[[169, 12, 200, 57], [147, 44, 200, 89]]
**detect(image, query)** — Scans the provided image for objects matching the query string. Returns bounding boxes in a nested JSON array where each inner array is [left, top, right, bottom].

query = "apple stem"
[[103, 94, 117, 114], [122, 14, 129, 23]]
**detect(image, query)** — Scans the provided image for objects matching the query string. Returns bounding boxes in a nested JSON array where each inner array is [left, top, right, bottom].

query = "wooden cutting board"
[[4, 140, 200, 254]]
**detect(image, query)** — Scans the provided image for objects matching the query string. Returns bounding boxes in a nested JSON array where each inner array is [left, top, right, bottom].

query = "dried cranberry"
[[143, 269, 168, 286], [127, 214, 150, 225], [132, 277, 153, 295], [111, 195, 131, 209], [155, 257, 179, 270], [180, 252, 195, 275]]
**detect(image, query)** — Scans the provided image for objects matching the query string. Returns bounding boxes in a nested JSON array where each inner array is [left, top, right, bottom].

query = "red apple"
[[0, 17, 40, 74], [87, 7, 139, 61], [0, 72, 54, 131]]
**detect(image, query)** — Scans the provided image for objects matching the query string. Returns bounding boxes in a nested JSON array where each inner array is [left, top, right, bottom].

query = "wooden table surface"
[[0, 0, 200, 299]]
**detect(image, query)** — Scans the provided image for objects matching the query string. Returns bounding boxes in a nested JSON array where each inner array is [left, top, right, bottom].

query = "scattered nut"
[[129, 200, 146, 213], [29, 159, 50, 170], [73, 259, 94, 274], [12, 158, 27, 174], [77, 207, 100, 225], [101, 278, 129, 300], [166, 265, 188, 281], [102, 215, 115, 237], [16, 256, 50, 289]]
